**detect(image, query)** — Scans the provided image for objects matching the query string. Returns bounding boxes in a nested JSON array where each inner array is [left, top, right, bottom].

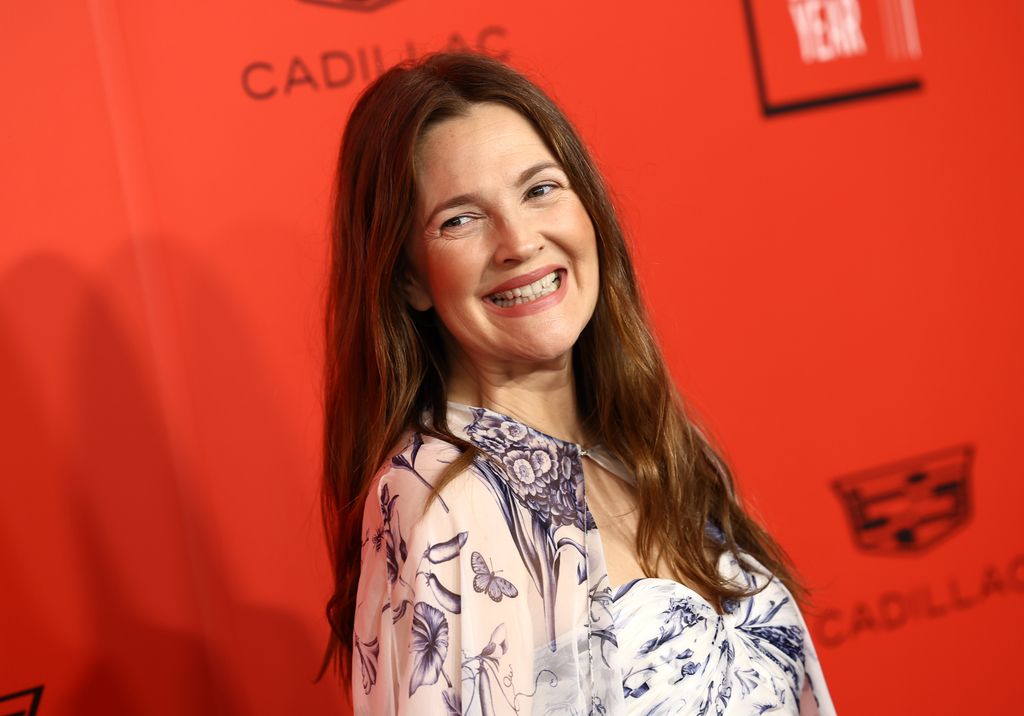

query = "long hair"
[[320, 51, 801, 682]]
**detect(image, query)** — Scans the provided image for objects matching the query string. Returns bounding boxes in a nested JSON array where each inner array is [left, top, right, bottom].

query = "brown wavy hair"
[[319, 51, 801, 682]]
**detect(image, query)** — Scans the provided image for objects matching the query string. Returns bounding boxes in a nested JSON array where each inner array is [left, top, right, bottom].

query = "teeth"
[[489, 271, 560, 308]]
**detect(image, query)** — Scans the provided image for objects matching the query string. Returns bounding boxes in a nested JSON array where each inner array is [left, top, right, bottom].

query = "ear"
[[400, 266, 433, 312]]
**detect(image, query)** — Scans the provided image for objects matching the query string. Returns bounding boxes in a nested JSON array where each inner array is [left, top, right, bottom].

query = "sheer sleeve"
[[351, 434, 542, 716], [794, 593, 838, 716]]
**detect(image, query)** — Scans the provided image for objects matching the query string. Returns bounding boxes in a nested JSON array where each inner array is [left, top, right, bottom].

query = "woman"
[[321, 52, 835, 715]]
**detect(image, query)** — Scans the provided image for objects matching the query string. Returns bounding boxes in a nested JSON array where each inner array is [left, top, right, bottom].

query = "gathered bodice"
[[607, 554, 820, 714]]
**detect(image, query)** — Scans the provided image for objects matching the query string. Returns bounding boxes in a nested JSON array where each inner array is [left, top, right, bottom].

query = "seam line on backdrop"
[[86, 0, 220, 680]]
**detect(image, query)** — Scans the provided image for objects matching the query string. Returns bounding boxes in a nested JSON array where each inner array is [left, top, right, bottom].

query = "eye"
[[440, 214, 473, 230], [526, 183, 557, 199]]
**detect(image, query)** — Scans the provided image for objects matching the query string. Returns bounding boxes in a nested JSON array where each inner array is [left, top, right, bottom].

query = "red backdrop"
[[3, 1, 1022, 714]]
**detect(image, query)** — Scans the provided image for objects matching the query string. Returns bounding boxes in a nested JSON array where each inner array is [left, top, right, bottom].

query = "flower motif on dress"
[[622, 663, 658, 700], [459, 624, 562, 714], [676, 659, 700, 682], [734, 667, 760, 698], [354, 634, 379, 695], [391, 432, 449, 513], [747, 623, 804, 664], [639, 596, 707, 655], [378, 484, 405, 585], [465, 409, 585, 530], [410, 601, 452, 696], [733, 591, 805, 700], [588, 578, 619, 668], [441, 688, 461, 716], [467, 417, 529, 454]]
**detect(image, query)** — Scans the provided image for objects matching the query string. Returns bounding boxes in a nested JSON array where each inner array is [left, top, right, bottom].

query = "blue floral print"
[[353, 635, 378, 695], [410, 602, 451, 696], [351, 403, 836, 714], [465, 409, 588, 531]]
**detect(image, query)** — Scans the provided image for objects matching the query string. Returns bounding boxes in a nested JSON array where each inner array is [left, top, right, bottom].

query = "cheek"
[[424, 251, 481, 305], [560, 200, 597, 255]]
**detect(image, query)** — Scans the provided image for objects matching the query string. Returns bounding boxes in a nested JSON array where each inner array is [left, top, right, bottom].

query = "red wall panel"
[[2, 1, 1022, 713]]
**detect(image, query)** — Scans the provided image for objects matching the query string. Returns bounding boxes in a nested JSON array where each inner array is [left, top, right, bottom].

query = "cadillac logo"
[[299, 0, 401, 10], [832, 445, 973, 555], [0, 685, 44, 716]]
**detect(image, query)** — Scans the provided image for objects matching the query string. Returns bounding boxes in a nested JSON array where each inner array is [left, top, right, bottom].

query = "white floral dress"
[[351, 403, 836, 715]]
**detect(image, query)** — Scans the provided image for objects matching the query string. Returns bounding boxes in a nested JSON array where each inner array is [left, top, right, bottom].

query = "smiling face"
[[404, 102, 600, 381]]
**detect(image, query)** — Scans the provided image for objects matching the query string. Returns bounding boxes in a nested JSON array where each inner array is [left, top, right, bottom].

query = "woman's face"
[[405, 102, 600, 376]]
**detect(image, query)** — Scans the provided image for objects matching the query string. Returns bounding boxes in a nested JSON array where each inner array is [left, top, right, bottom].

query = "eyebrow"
[[424, 160, 564, 224]]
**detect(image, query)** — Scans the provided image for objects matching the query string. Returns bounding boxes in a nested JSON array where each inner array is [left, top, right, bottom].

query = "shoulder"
[[363, 430, 484, 527], [375, 430, 471, 488]]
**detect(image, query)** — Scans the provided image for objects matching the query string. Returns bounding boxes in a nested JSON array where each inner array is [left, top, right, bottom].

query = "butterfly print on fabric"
[[471, 550, 519, 602]]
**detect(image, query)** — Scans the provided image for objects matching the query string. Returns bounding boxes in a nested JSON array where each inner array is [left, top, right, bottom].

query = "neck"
[[445, 349, 585, 445]]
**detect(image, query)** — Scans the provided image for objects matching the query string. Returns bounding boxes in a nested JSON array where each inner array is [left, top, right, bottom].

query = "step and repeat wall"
[[3, 1, 1022, 714]]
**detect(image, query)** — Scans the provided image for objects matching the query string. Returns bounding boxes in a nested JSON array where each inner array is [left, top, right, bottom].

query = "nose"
[[491, 214, 543, 265]]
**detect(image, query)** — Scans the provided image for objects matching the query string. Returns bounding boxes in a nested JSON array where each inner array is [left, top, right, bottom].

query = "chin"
[[508, 335, 580, 365]]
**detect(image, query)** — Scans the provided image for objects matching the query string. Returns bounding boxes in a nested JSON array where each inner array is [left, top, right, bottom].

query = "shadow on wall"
[[0, 256, 69, 702], [0, 245, 343, 715]]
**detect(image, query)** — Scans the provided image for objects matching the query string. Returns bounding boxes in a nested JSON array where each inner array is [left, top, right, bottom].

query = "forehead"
[[414, 103, 557, 196]]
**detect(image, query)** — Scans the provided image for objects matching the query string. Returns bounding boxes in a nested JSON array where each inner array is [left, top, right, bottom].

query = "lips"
[[487, 270, 561, 307], [485, 264, 564, 296], [480, 263, 569, 316]]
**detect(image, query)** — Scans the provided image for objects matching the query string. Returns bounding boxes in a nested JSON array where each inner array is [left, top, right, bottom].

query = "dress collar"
[[446, 400, 586, 448], [445, 401, 635, 486]]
